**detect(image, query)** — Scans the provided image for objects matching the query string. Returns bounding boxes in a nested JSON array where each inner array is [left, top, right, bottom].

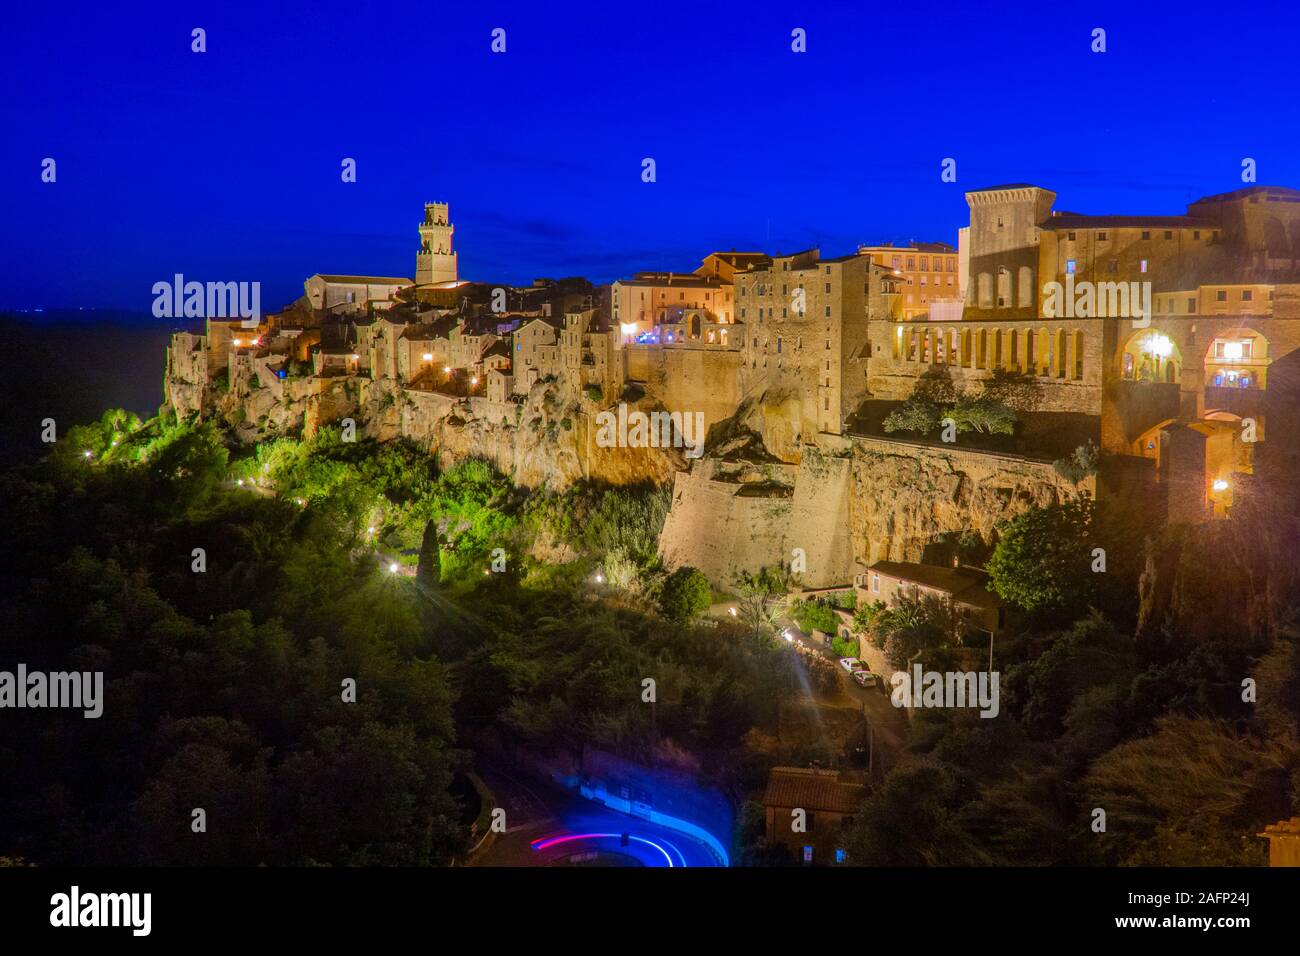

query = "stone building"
[[858, 241, 961, 319], [304, 274, 411, 314], [761, 767, 864, 865], [610, 272, 735, 340], [735, 248, 899, 437], [415, 201, 458, 287]]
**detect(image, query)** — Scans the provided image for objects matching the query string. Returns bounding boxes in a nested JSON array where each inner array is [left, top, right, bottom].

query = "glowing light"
[[233, 338, 243, 346], [594, 573, 605, 584], [783, 629, 793, 642], [1223, 341, 1243, 360], [423, 352, 434, 361], [1148, 333, 1173, 358], [1213, 479, 1230, 492], [351, 353, 359, 360], [530, 833, 675, 867], [620, 323, 638, 335], [471, 376, 478, 385], [82, 450, 93, 458], [296, 498, 305, 506], [366, 526, 375, 534], [388, 562, 399, 574], [443, 366, 451, 374], [237, 479, 244, 486], [728, 607, 737, 617], [252, 338, 260, 346]]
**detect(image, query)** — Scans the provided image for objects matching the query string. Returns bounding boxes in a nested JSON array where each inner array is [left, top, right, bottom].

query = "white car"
[[838, 657, 860, 673]]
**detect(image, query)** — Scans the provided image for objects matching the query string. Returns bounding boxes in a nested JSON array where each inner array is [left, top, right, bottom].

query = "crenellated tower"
[[416, 201, 458, 285]]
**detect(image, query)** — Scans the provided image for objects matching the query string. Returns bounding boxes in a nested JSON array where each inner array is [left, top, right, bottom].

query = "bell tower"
[[416, 201, 458, 285]]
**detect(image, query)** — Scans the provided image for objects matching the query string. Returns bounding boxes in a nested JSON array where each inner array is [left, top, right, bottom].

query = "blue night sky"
[[3, 0, 1298, 312]]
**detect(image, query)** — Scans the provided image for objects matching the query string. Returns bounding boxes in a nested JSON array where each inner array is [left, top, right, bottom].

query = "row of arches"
[[895, 324, 1087, 380]]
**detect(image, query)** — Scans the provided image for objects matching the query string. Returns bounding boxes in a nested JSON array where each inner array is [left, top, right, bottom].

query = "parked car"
[[852, 669, 876, 688], [838, 657, 860, 673]]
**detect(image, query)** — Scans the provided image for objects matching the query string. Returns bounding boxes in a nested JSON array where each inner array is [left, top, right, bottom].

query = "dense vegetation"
[[6, 405, 1298, 867], [839, 480, 1300, 865], [0, 412, 798, 865]]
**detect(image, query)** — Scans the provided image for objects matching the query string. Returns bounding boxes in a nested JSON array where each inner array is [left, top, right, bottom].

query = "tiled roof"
[[314, 274, 412, 285], [762, 768, 865, 815], [1039, 214, 1211, 231], [869, 561, 1000, 609]]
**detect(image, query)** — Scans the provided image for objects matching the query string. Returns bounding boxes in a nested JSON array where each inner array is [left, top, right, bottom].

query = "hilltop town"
[[164, 184, 1300, 604]]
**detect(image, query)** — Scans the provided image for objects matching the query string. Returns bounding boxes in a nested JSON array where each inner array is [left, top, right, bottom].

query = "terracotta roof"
[[313, 274, 412, 285], [869, 561, 1001, 609], [1039, 214, 1212, 231], [762, 768, 866, 815], [1259, 817, 1300, 837], [1192, 185, 1300, 206]]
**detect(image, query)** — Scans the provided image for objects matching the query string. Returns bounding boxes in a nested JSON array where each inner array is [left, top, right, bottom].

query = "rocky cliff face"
[[362, 377, 685, 489], [848, 437, 1092, 564], [705, 387, 807, 464]]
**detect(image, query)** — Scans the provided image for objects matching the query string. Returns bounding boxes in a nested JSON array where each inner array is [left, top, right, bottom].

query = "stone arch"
[[1121, 328, 1183, 383], [1204, 325, 1270, 390], [996, 268, 1011, 308]]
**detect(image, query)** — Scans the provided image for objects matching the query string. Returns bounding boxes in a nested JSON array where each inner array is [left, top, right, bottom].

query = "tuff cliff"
[[848, 436, 1092, 565], [375, 378, 686, 488]]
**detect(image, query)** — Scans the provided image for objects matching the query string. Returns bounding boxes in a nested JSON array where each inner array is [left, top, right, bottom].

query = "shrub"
[[792, 599, 837, 635], [947, 396, 1016, 435], [1053, 441, 1099, 485], [658, 567, 712, 623], [883, 397, 942, 435], [832, 635, 859, 657]]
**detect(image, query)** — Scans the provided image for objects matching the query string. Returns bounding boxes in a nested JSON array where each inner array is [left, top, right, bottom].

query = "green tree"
[[882, 396, 942, 435], [658, 567, 711, 623], [986, 498, 1098, 617], [947, 395, 1017, 435]]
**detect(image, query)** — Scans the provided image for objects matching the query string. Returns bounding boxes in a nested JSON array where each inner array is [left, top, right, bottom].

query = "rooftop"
[[313, 274, 413, 285], [868, 560, 1001, 608], [762, 767, 866, 815], [1040, 213, 1213, 231]]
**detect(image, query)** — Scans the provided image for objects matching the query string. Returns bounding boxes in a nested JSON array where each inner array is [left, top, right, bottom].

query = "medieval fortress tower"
[[165, 184, 1300, 594]]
